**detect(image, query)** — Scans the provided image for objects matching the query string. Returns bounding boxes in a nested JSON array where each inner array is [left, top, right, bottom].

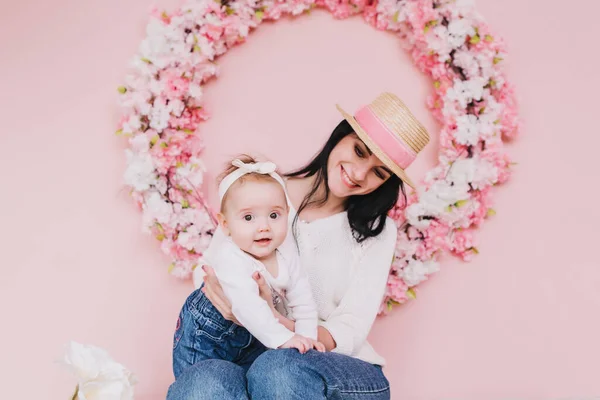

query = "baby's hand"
[[308, 338, 326, 353], [279, 335, 327, 354], [279, 334, 312, 354]]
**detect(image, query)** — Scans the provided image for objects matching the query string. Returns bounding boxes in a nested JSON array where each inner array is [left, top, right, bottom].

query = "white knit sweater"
[[293, 211, 397, 366], [194, 210, 397, 366]]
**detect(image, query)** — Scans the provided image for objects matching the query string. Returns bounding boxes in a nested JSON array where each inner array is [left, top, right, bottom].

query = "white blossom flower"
[[447, 19, 475, 48], [176, 158, 206, 187], [188, 83, 203, 100], [401, 259, 440, 287], [143, 190, 173, 227], [123, 150, 156, 192], [149, 99, 171, 132], [447, 157, 498, 190], [63, 341, 136, 400], [454, 114, 480, 146], [445, 77, 486, 109]]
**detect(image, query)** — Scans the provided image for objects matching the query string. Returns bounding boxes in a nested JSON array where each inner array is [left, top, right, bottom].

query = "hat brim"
[[336, 104, 416, 189]]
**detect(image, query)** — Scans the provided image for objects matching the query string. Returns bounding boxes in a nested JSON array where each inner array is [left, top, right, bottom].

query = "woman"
[[167, 92, 430, 399]]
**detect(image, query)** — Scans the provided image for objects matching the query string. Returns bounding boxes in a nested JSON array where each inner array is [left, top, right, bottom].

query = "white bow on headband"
[[218, 159, 290, 205], [231, 159, 277, 174]]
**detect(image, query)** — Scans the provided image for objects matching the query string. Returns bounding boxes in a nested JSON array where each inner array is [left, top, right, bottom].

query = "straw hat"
[[336, 92, 430, 189]]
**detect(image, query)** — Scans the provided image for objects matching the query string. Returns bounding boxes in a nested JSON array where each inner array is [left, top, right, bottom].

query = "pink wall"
[[1, 0, 599, 398]]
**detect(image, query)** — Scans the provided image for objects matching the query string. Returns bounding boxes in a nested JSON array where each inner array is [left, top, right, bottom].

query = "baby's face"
[[220, 179, 289, 260]]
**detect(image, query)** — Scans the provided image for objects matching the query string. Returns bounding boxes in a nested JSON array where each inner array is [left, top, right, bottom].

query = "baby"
[[172, 156, 323, 378]]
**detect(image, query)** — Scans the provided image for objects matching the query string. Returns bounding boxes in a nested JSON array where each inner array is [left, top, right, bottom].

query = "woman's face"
[[327, 133, 393, 198]]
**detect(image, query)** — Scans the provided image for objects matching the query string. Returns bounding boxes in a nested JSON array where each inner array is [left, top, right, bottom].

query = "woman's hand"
[[201, 265, 240, 325], [252, 271, 274, 308]]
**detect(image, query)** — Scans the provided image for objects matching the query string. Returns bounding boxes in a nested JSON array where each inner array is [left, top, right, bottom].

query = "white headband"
[[218, 159, 290, 206]]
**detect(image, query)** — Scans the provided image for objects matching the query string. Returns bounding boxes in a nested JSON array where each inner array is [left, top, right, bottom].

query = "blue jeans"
[[172, 287, 267, 379], [168, 347, 390, 399]]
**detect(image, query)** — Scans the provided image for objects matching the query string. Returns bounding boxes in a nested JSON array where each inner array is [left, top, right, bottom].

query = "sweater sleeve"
[[284, 250, 319, 340], [319, 218, 398, 356], [214, 248, 295, 349]]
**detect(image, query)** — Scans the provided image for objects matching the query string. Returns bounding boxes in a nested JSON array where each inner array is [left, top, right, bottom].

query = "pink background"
[[2, 0, 600, 398]]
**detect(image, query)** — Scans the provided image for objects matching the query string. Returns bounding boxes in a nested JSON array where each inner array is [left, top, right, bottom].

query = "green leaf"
[[392, 10, 400, 23], [486, 208, 496, 217], [181, 199, 190, 208], [117, 86, 127, 94], [168, 263, 175, 273], [424, 20, 438, 33], [255, 10, 264, 20], [493, 56, 503, 65], [141, 57, 152, 64], [455, 199, 469, 208], [183, 128, 194, 135], [193, 45, 202, 53], [484, 34, 493, 42], [469, 247, 479, 254], [226, 6, 234, 15], [469, 34, 481, 45], [150, 135, 159, 146], [115, 128, 123, 136], [160, 142, 168, 148], [407, 288, 417, 299], [433, 80, 441, 89]]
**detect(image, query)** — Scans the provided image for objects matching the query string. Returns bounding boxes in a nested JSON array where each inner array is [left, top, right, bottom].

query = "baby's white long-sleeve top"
[[202, 227, 318, 349]]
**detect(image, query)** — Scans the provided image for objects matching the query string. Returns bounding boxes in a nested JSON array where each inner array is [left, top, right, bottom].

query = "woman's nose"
[[354, 162, 370, 181]]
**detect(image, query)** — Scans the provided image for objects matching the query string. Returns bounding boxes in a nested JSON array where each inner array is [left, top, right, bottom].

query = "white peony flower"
[[63, 341, 136, 400], [123, 149, 156, 192]]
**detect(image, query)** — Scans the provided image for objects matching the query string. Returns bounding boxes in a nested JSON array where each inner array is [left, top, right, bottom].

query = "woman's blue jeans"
[[166, 348, 391, 399], [168, 287, 390, 399]]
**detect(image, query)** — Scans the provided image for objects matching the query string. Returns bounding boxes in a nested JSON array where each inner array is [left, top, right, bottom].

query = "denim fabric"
[[172, 287, 267, 380], [167, 347, 390, 400]]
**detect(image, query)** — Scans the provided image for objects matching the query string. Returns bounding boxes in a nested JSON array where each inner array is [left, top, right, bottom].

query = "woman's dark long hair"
[[286, 119, 406, 243]]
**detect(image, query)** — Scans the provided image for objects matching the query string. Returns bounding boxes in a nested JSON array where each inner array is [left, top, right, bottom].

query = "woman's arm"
[[319, 219, 398, 356]]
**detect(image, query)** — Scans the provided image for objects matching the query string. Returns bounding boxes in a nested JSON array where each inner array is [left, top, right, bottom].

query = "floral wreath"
[[117, 0, 519, 314]]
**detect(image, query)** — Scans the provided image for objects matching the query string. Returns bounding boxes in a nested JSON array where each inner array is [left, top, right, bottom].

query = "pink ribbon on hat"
[[354, 106, 417, 169]]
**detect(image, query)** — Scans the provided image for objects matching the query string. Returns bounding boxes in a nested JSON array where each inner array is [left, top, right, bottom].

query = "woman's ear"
[[217, 212, 230, 236]]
